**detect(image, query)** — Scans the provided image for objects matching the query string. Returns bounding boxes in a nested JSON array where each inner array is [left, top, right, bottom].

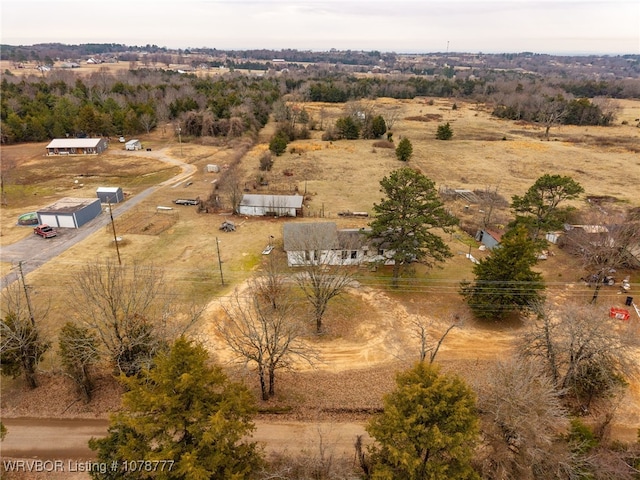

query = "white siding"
[[58, 215, 77, 228], [39, 214, 59, 227]]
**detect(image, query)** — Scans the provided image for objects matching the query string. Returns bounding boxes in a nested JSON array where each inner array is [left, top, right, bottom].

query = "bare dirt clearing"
[[2, 98, 640, 469]]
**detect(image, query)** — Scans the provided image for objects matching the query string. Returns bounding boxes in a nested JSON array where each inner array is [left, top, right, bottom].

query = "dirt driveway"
[[1, 417, 368, 480]]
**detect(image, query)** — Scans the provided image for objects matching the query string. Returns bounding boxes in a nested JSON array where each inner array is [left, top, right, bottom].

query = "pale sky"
[[1, 0, 639, 55]]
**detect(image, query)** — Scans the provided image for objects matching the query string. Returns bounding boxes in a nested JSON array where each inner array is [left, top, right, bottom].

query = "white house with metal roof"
[[282, 222, 394, 267], [238, 194, 303, 217], [46, 138, 108, 155]]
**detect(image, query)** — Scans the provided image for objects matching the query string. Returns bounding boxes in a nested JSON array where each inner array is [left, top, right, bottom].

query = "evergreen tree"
[[371, 115, 387, 138], [436, 122, 453, 140], [269, 132, 288, 156], [89, 337, 262, 480], [460, 226, 545, 320], [365, 362, 480, 480], [335, 116, 361, 139], [510, 174, 584, 242], [369, 168, 458, 287], [395, 137, 413, 161]]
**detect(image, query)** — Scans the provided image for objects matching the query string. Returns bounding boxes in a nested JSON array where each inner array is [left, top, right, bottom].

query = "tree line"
[[0, 69, 280, 143], [2, 62, 634, 144]]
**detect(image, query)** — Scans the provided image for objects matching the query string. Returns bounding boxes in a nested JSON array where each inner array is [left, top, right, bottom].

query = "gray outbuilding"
[[238, 194, 303, 217], [96, 186, 124, 203], [36, 197, 102, 228], [125, 139, 142, 151]]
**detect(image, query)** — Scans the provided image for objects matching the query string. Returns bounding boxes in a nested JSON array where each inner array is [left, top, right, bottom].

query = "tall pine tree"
[[460, 226, 545, 320], [369, 168, 458, 287]]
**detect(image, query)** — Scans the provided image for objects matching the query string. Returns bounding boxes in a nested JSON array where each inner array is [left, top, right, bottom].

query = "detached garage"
[[37, 197, 102, 228], [96, 186, 124, 203]]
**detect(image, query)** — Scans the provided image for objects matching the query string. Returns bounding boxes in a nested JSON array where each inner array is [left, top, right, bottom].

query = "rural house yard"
[[2, 95, 640, 477]]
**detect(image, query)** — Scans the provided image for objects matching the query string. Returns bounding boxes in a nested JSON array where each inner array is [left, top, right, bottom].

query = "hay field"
[[242, 98, 640, 219]]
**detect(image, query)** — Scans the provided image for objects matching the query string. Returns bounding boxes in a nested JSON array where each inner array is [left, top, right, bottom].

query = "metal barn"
[[36, 198, 102, 228]]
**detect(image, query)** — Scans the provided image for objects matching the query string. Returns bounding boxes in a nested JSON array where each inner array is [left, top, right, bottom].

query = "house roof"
[[96, 187, 121, 193], [37, 197, 100, 214], [125, 139, 141, 146], [240, 194, 303, 209], [283, 222, 338, 251], [337, 228, 369, 249], [483, 229, 503, 241], [46, 138, 104, 149]]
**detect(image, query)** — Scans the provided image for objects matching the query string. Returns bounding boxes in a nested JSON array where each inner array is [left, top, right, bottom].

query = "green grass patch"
[[4, 183, 58, 201]]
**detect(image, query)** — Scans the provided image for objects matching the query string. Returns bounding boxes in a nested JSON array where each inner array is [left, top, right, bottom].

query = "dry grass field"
[[2, 96, 640, 444]]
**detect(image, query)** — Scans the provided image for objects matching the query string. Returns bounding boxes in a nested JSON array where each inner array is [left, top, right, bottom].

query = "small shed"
[[96, 186, 124, 204], [475, 229, 503, 250], [36, 197, 102, 228], [238, 194, 303, 217], [125, 139, 142, 151]]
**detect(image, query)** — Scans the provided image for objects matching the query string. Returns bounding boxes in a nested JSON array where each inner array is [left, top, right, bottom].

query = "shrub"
[[269, 133, 288, 156], [373, 140, 394, 149], [259, 152, 274, 171]]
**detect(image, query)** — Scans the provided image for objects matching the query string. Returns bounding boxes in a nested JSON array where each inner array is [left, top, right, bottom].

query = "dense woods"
[[0, 70, 280, 143]]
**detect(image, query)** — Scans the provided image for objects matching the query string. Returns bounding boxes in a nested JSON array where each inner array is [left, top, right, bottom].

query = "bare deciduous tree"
[[138, 112, 155, 134], [218, 271, 317, 401], [381, 109, 401, 132], [535, 94, 568, 140], [562, 209, 640, 303], [286, 223, 358, 333], [521, 303, 638, 410], [68, 259, 201, 376], [475, 358, 572, 480], [411, 314, 460, 364], [0, 283, 50, 388], [58, 322, 100, 402]]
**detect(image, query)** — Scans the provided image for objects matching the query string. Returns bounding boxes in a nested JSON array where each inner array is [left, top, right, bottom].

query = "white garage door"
[[39, 214, 59, 227], [57, 215, 76, 228]]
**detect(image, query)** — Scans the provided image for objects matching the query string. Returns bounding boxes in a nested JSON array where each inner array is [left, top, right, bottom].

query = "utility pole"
[[216, 237, 224, 286], [108, 198, 122, 265], [17, 261, 35, 326]]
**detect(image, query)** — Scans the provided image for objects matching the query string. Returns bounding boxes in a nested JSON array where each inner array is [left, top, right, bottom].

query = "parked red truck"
[[34, 224, 57, 238]]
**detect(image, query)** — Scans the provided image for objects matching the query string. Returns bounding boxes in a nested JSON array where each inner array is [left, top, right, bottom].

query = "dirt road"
[[1, 417, 368, 459]]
